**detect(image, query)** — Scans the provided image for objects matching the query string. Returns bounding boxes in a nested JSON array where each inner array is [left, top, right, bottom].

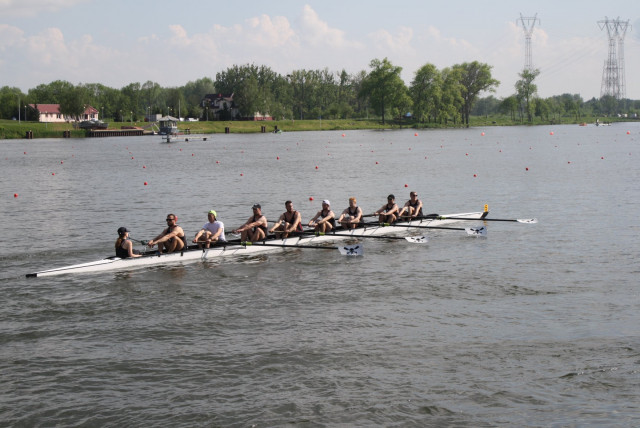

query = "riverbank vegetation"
[[1, 57, 638, 139]]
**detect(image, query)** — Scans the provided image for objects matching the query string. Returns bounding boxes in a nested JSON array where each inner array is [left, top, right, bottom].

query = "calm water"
[[1, 124, 639, 427]]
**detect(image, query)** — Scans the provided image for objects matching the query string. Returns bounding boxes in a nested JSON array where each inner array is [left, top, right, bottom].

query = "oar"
[[362, 222, 487, 236], [129, 237, 149, 246], [238, 240, 363, 256], [435, 216, 537, 223], [302, 230, 429, 244]]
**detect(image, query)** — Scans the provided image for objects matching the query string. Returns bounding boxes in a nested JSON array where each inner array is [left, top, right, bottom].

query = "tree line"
[[1, 58, 638, 124]]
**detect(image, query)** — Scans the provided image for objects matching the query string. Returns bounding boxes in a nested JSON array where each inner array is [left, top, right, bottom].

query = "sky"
[[1, 0, 638, 100]]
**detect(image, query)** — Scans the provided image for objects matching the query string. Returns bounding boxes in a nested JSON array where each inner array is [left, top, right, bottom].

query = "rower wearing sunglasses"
[[147, 214, 185, 253]]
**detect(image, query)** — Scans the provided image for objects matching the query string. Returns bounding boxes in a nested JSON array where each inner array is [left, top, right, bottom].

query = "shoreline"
[[1, 116, 636, 140]]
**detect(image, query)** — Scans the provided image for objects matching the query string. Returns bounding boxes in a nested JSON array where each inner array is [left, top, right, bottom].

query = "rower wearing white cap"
[[308, 199, 336, 233], [193, 210, 226, 248]]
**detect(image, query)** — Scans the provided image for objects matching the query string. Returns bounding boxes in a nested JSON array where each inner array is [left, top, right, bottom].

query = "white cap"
[[322, 199, 330, 205]]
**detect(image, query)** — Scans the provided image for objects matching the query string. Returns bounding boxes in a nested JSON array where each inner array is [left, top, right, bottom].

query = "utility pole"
[[518, 13, 540, 71], [599, 17, 632, 99]]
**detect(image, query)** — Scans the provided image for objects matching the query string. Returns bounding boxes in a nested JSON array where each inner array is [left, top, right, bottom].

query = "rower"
[[232, 203, 268, 242], [373, 194, 399, 223], [308, 199, 336, 233], [337, 197, 363, 229], [147, 214, 185, 253], [193, 210, 226, 248], [115, 227, 141, 258], [269, 200, 303, 239], [398, 191, 423, 220]]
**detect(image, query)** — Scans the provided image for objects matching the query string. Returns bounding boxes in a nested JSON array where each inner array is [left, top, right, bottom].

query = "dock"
[[86, 128, 147, 138]]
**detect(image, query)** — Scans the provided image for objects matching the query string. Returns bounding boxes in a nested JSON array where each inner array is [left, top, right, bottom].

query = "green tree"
[[359, 58, 410, 124], [0, 86, 25, 120], [515, 68, 540, 122], [28, 80, 75, 103], [59, 85, 89, 121], [453, 61, 499, 126], [410, 63, 442, 123], [233, 74, 260, 117], [500, 96, 518, 121], [439, 67, 464, 124]]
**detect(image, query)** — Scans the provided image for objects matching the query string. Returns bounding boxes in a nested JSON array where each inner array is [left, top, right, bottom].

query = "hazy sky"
[[1, 0, 638, 100]]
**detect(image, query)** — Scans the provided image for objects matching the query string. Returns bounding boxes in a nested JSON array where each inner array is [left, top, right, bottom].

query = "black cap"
[[387, 194, 395, 200], [252, 203, 261, 209], [117, 226, 129, 235]]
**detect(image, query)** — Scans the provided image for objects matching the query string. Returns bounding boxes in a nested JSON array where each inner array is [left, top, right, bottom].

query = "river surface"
[[1, 124, 639, 427]]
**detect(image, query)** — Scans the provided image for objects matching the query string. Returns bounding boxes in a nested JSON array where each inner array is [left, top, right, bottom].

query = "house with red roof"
[[28, 104, 99, 123]]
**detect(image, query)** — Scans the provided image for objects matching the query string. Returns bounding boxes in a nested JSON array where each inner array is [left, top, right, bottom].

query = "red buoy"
[[14, 193, 18, 198], [144, 181, 148, 186]]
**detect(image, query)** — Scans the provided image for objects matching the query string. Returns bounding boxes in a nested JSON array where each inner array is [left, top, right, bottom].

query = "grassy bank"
[[1, 115, 635, 139]]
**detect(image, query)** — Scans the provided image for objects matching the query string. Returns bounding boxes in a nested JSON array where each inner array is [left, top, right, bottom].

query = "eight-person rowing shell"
[[27, 201, 515, 277]]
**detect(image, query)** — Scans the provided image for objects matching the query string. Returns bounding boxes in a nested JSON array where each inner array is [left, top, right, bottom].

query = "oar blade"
[[405, 236, 429, 243], [465, 226, 487, 236], [338, 244, 363, 256], [517, 218, 538, 223]]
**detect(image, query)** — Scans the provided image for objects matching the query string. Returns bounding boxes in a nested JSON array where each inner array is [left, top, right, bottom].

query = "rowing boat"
[[26, 211, 487, 277]]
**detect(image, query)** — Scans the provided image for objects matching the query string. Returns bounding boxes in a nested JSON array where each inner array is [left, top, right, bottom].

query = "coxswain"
[[373, 194, 399, 223], [337, 197, 363, 229], [308, 199, 336, 233], [193, 210, 226, 248], [115, 227, 141, 258], [147, 213, 185, 253], [232, 203, 268, 242], [269, 200, 303, 239]]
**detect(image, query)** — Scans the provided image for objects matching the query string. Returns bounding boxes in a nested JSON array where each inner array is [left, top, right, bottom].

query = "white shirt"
[[202, 220, 226, 242]]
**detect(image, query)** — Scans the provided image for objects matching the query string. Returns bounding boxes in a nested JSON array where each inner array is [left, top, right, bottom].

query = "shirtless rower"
[[308, 199, 336, 233], [147, 213, 185, 253], [269, 200, 303, 239], [337, 197, 363, 229], [232, 203, 268, 242], [397, 191, 423, 220], [373, 194, 399, 223]]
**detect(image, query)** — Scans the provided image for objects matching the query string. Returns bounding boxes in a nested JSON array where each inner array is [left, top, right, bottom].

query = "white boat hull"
[[27, 211, 486, 277]]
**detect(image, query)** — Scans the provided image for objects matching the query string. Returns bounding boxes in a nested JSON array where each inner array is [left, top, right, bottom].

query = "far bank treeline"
[[1, 58, 639, 125]]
